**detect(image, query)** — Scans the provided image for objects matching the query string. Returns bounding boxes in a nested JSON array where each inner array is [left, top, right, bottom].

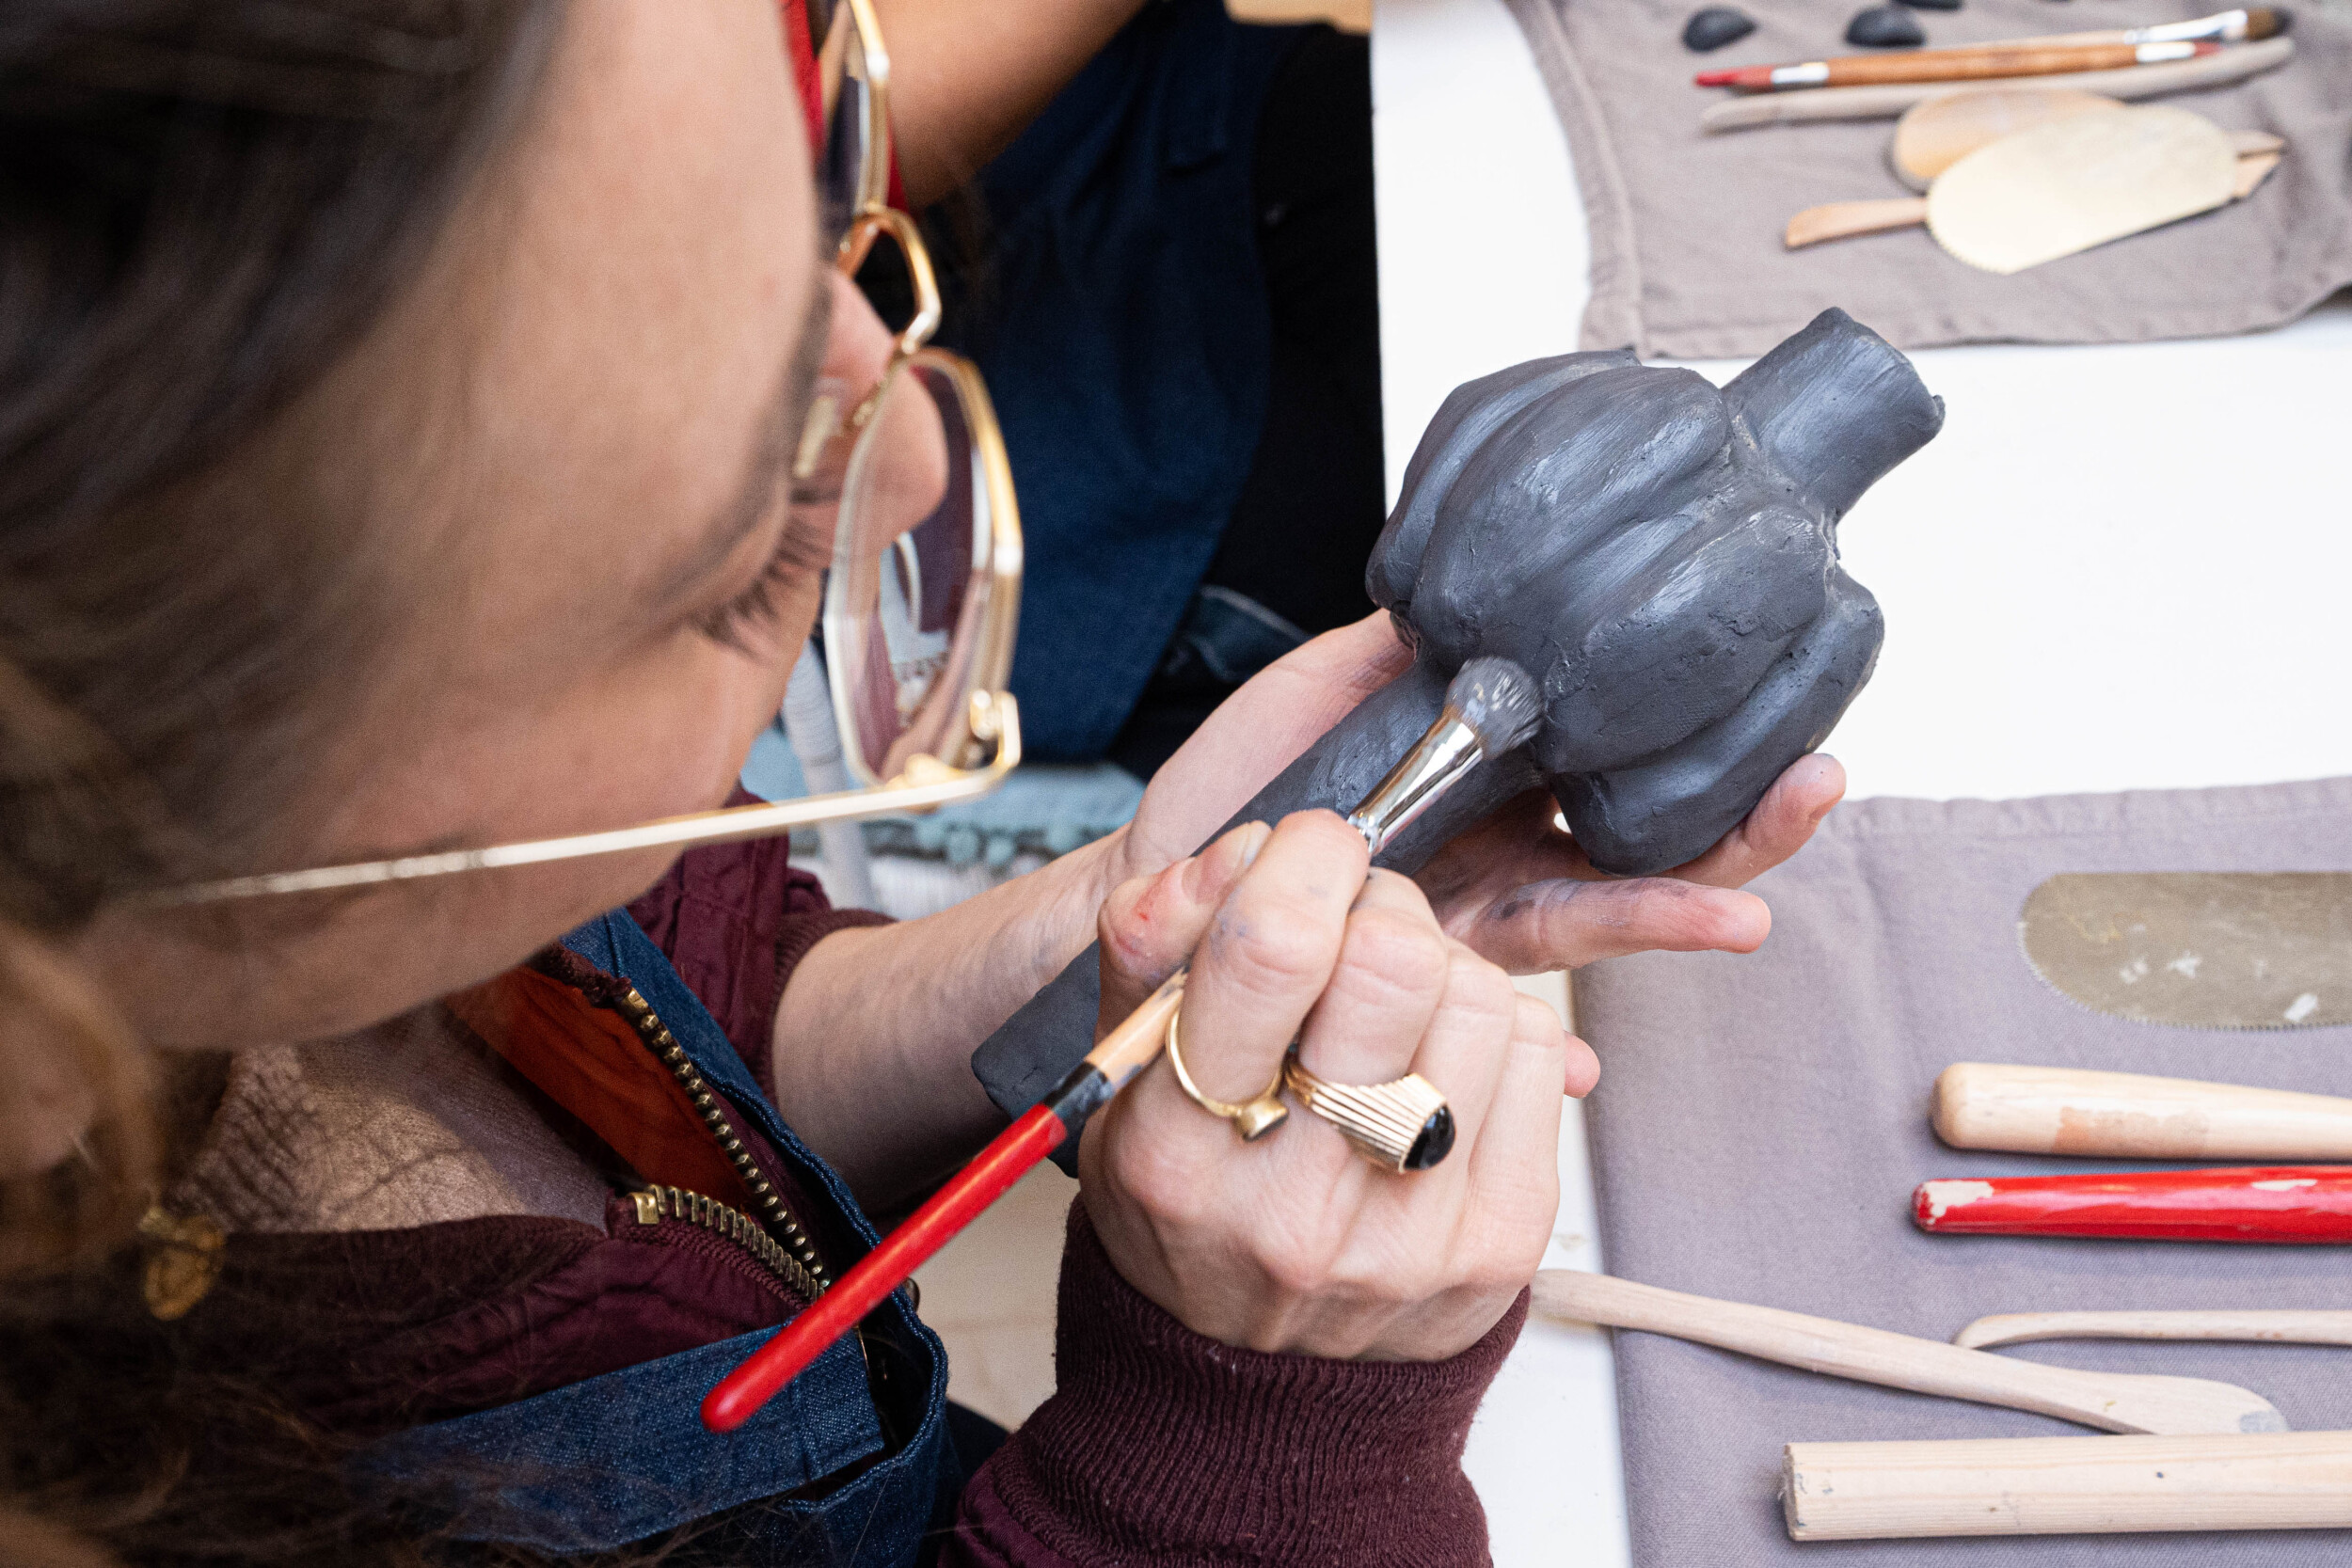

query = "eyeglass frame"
[[168, 0, 1021, 906]]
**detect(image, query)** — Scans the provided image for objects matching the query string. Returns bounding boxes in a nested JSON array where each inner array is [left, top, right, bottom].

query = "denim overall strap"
[[357, 912, 956, 1563]]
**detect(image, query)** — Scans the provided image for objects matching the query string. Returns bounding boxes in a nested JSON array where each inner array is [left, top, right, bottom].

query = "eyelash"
[[692, 512, 830, 654]]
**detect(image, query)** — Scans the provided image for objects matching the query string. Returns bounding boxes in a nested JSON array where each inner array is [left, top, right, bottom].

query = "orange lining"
[[446, 970, 757, 1210]]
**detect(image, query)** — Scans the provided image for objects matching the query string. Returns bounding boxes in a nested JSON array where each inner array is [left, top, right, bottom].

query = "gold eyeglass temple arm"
[[167, 693, 1022, 905]]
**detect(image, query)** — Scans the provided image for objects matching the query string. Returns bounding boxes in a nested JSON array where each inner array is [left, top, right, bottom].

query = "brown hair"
[[0, 2, 556, 1560]]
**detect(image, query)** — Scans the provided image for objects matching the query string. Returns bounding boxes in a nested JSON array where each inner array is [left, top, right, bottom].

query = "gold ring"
[[1283, 1053, 1454, 1174], [1164, 999, 1290, 1141]]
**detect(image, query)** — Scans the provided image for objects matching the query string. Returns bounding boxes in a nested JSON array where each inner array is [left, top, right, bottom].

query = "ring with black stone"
[[1282, 1052, 1455, 1174]]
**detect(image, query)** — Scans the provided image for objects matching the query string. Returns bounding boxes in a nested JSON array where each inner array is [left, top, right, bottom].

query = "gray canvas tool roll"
[[1502, 0, 2352, 358], [1572, 775, 2352, 1566]]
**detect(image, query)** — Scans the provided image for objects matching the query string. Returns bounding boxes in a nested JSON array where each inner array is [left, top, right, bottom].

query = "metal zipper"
[[629, 1184, 826, 1304], [608, 982, 832, 1293]]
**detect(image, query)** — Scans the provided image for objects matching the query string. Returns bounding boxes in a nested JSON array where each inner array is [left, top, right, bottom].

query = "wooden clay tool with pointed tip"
[[1532, 1270, 2286, 1435], [1957, 1309, 2352, 1351]]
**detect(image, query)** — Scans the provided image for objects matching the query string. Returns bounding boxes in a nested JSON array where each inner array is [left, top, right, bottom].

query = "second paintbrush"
[[1698, 39, 2220, 93]]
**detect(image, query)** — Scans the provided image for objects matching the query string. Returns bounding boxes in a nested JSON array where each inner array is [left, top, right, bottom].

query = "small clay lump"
[[1896, 0, 1962, 9], [1682, 6, 1757, 51], [1845, 5, 1927, 45]]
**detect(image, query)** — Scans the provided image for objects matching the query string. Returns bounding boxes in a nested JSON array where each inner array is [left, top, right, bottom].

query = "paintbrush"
[[1981, 6, 2292, 51], [1698, 39, 2221, 93], [699, 657, 1545, 1433]]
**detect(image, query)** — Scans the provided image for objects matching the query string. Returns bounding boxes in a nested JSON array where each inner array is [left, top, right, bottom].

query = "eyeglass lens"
[[826, 360, 991, 784], [812, 0, 875, 243]]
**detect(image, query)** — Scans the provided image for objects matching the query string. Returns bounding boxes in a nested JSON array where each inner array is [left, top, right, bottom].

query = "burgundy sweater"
[[631, 838, 1522, 1566], [178, 832, 1521, 1564]]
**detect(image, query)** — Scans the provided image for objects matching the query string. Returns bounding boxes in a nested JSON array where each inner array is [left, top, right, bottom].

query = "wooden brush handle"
[[1531, 1271, 2280, 1435], [1932, 1063, 2352, 1160], [1957, 1309, 2352, 1350], [1785, 1433, 2352, 1539], [1822, 42, 2147, 87], [1786, 198, 1928, 249]]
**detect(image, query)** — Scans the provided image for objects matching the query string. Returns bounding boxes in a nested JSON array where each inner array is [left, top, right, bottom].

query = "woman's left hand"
[[1118, 611, 1845, 974]]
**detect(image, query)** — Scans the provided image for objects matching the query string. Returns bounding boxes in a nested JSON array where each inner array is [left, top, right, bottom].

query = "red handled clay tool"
[[700, 657, 1543, 1432], [1915, 1166, 2352, 1243]]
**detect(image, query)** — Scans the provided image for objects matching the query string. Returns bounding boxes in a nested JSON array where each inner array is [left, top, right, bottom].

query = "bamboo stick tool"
[[699, 658, 1543, 1433], [1957, 1309, 2352, 1351], [1784, 1432, 2352, 1540], [1933, 1063, 2352, 1162], [1531, 1271, 2284, 1435]]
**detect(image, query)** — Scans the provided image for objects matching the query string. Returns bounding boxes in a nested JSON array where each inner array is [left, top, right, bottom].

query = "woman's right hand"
[[1079, 811, 1592, 1362]]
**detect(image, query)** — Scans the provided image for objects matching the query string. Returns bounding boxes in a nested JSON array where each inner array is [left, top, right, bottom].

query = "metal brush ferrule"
[[1343, 708, 1482, 855]]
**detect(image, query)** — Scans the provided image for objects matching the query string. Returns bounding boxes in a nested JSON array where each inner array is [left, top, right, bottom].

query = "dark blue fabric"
[[939, 0, 1306, 760], [356, 1328, 882, 1554], [356, 912, 957, 1564]]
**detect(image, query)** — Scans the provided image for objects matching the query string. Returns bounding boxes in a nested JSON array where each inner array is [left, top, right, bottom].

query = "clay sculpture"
[[972, 309, 1942, 1135]]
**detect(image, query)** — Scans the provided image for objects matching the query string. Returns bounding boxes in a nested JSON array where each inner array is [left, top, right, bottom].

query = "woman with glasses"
[[0, 5, 1836, 1565]]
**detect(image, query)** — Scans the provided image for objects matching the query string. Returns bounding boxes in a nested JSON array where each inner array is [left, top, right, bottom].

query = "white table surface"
[[1371, 3, 2352, 1560]]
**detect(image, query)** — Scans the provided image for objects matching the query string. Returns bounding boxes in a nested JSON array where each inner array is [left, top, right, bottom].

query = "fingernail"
[[1188, 820, 1270, 901]]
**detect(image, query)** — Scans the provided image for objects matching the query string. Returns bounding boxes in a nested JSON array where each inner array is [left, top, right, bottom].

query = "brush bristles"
[[1446, 657, 1541, 757], [2247, 7, 2290, 39]]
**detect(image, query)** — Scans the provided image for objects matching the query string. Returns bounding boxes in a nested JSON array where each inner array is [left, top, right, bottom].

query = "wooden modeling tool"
[[1530, 1271, 2284, 1435], [1933, 1063, 2352, 1162], [2020, 871, 2352, 1029], [1784, 108, 2280, 272], [1957, 1309, 2352, 1351], [1702, 36, 2292, 132], [699, 658, 1543, 1433], [1915, 1165, 2352, 1243], [1891, 87, 2123, 190], [1697, 39, 2219, 93], [1784, 1432, 2352, 1540]]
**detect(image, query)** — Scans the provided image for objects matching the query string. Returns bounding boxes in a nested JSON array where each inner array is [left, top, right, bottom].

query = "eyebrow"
[[650, 275, 835, 610]]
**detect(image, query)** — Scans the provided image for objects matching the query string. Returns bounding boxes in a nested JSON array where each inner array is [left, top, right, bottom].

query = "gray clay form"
[[1895, 0, 1962, 12], [1846, 6, 1928, 46], [973, 309, 1943, 1148], [1683, 7, 1758, 51]]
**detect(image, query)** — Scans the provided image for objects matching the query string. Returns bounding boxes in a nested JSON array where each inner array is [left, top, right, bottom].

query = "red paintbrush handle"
[[701, 1101, 1069, 1432], [699, 977, 1173, 1433], [1915, 1166, 2352, 1243]]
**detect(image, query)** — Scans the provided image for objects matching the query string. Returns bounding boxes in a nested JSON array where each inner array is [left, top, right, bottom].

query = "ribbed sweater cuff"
[[974, 1203, 1525, 1567]]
